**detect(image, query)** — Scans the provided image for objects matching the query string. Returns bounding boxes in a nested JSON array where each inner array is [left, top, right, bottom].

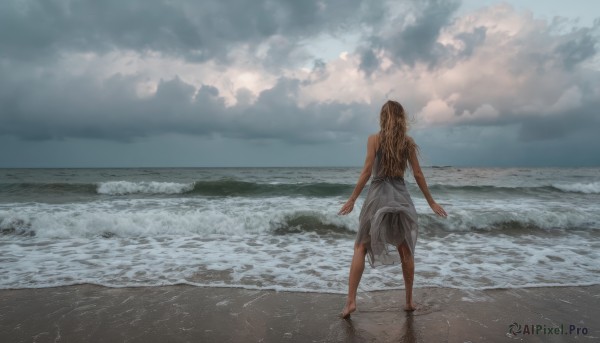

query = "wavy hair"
[[379, 100, 418, 176]]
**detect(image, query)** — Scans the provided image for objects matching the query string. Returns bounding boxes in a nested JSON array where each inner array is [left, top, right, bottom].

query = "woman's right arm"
[[338, 134, 377, 215], [408, 146, 447, 217]]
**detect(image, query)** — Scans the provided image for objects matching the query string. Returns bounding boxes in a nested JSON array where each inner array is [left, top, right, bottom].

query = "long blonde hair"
[[379, 100, 418, 176]]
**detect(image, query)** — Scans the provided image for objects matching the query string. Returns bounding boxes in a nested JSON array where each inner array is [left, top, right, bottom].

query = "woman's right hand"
[[338, 199, 355, 215], [429, 202, 447, 217]]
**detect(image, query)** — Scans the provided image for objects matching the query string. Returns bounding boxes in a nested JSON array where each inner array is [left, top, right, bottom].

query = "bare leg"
[[398, 242, 416, 311], [341, 243, 367, 318]]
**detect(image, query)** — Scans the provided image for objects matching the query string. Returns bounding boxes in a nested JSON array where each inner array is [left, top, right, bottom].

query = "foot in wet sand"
[[340, 301, 356, 319], [404, 302, 417, 311]]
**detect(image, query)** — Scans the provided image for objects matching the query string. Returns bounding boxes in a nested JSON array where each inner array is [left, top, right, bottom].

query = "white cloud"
[[418, 98, 456, 125]]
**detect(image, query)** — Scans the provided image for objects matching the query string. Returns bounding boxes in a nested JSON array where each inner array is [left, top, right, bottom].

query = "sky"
[[0, 0, 599, 168]]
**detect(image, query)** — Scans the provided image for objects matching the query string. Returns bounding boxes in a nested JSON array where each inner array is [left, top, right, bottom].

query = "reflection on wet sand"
[[1, 285, 597, 342], [340, 311, 418, 342]]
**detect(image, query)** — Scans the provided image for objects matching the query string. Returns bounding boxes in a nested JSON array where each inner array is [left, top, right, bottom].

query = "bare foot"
[[404, 302, 417, 312], [340, 301, 356, 319]]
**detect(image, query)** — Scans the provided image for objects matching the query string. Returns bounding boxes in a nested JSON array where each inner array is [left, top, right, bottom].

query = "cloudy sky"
[[1, 0, 599, 167]]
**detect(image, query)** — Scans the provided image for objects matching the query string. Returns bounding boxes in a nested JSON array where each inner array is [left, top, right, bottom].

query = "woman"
[[338, 100, 447, 318]]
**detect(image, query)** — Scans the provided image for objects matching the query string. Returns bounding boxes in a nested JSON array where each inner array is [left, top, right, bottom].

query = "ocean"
[[1, 167, 599, 293]]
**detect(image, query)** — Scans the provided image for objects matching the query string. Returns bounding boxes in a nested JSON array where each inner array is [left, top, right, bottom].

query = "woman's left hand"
[[429, 202, 448, 218], [338, 199, 355, 215]]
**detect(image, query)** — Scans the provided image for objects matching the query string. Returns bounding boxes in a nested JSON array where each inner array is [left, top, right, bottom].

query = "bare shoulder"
[[406, 136, 420, 161], [368, 133, 380, 150], [406, 135, 419, 149], [369, 133, 380, 143]]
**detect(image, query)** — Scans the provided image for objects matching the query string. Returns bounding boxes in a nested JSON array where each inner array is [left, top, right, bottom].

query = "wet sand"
[[1, 284, 598, 342]]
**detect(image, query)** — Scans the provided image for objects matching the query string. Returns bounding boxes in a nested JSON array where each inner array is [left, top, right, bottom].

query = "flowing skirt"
[[355, 177, 419, 267]]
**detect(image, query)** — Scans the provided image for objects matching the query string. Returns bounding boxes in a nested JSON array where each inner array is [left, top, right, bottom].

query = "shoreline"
[[1, 284, 598, 342], [2, 280, 599, 293]]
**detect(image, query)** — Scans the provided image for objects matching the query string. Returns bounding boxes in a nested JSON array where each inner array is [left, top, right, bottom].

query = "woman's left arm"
[[338, 135, 377, 215], [408, 144, 447, 217]]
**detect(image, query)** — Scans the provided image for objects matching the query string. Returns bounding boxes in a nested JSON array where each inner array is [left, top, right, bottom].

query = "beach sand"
[[1, 284, 598, 342]]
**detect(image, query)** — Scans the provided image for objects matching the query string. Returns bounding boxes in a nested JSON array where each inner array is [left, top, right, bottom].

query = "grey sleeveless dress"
[[356, 149, 419, 267]]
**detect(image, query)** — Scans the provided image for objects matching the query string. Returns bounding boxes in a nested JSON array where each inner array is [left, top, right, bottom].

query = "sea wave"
[[97, 181, 194, 195], [0, 210, 355, 239], [0, 182, 97, 194], [187, 180, 352, 197], [1, 198, 598, 239], [96, 180, 353, 196], [428, 183, 580, 195], [552, 181, 600, 194], [0, 180, 354, 197], [2, 197, 599, 293], [1, 180, 599, 198], [0, 198, 355, 238]]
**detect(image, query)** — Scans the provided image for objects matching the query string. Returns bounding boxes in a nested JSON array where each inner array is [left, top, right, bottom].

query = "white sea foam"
[[1, 196, 599, 292], [97, 181, 195, 195], [553, 181, 600, 194], [1, 229, 598, 292]]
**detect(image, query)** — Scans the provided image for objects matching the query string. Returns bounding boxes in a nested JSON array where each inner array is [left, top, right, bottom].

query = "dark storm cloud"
[[413, 123, 600, 167], [454, 26, 487, 58], [0, 66, 374, 143], [449, 79, 600, 145], [415, 14, 600, 145], [0, 0, 381, 145], [358, 0, 462, 72], [387, 8, 599, 148], [1, 0, 600, 169], [231, 78, 374, 143], [358, 48, 379, 77], [517, 100, 600, 142], [389, 0, 461, 65], [0, 0, 366, 65], [0, 71, 219, 141], [554, 28, 598, 70], [0, 0, 202, 60]]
